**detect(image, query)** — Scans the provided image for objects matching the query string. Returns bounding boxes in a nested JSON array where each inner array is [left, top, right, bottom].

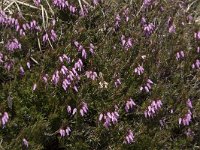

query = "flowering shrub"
[[0, 0, 200, 149]]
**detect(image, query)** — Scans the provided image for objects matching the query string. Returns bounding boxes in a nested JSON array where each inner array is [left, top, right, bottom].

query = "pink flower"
[[99, 113, 103, 121], [5, 38, 21, 52], [194, 31, 200, 40], [20, 66, 25, 76], [140, 79, 154, 93], [192, 59, 200, 69], [73, 86, 78, 92], [72, 108, 77, 115], [51, 71, 60, 85], [27, 62, 31, 69], [59, 127, 71, 137], [179, 110, 192, 126], [89, 43, 95, 55], [32, 83, 37, 91], [144, 100, 162, 118], [179, 118, 182, 125], [43, 33, 49, 43], [143, 0, 153, 7], [143, 22, 155, 36], [134, 65, 144, 75], [93, 0, 99, 6], [42, 74, 48, 83], [125, 98, 136, 112], [67, 105, 72, 114], [176, 51, 185, 60], [197, 47, 200, 53], [80, 102, 88, 117], [65, 127, 71, 136], [124, 130, 135, 144], [186, 99, 193, 109], [1, 112, 9, 127], [169, 25, 176, 33], [33, 0, 41, 6], [123, 8, 130, 22], [121, 35, 133, 50], [22, 138, 29, 148], [50, 29, 57, 42], [53, 0, 67, 9], [115, 14, 121, 29], [59, 129, 66, 137], [85, 71, 98, 80], [114, 78, 121, 87]]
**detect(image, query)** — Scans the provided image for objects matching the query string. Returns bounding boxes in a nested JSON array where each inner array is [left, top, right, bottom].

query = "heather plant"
[[0, 0, 200, 149]]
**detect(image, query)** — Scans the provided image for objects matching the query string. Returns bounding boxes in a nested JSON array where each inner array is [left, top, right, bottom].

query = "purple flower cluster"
[[168, 25, 176, 33], [114, 8, 130, 30], [62, 60, 83, 91], [143, 22, 155, 36], [32, 83, 37, 91], [74, 59, 84, 71], [186, 99, 193, 109], [114, 14, 121, 29], [59, 54, 71, 63], [192, 59, 200, 69], [52, 0, 76, 14], [1, 112, 9, 127], [5, 38, 21, 52], [121, 35, 133, 50], [144, 100, 162, 118], [197, 47, 200, 53], [33, 0, 41, 6], [185, 128, 194, 138], [42, 74, 49, 83], [179, 110, 192, 126], [0, 53, 4, 63], [141, 17, 155, 36], [140, 79, 154, 93], [4, 60, 14, 71], [176, 51, 185, 60], [21, 20, 41, 32], [79, 5, 89, 17], [59, 127, 71, 137], [74, 41, 88, 59], [80, 102, 88, 117], [123, 8, 130, 22], [167, 17, 176, 33], [20, 66, 25, 76], [93, 0, 100, 6], [89, 43, 95, 55], [22, 138, 29, 148], [27, 62, 31, 69], [43, 29, 57, 43], [51, 58, 83, 92], [124, 130, 135, 144], [0, 54, 15, 73], [194, 31, 200, 40], [0, 10, 41, 37], [143, 0, 154, 8], [51, 70, 60, 85], [85, 71, 98, 80], [67, 105, 77, 116], [0, 10, 19, 29], [179, 99, 193, 126], [52, 0, 68, 9], [114, 78, 121, 88], [134, 65, 144, 75], [99, 110, 119, 129], [125, 98, 136, 112]]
